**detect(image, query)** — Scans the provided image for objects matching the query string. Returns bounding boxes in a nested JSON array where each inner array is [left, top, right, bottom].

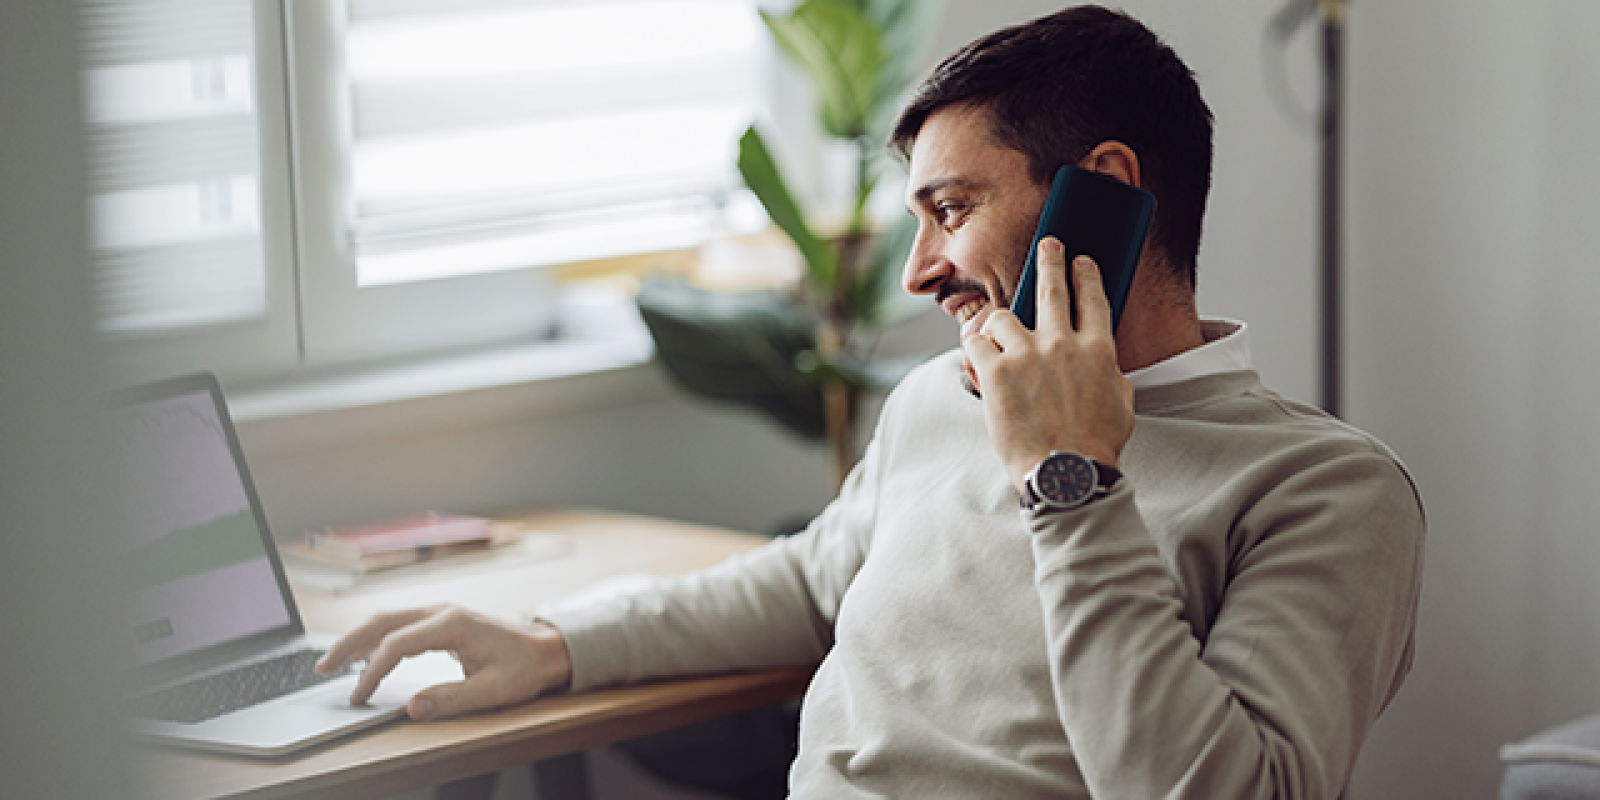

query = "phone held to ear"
[[1010, 164, 1156, 334]]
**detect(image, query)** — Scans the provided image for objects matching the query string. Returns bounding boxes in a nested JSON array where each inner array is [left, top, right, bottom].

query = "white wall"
[[1345, 2, 1600, 798], [238, 365, 843, 539]]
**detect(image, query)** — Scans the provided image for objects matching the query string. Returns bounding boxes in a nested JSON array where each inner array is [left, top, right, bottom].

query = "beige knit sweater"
[[545, 350, 1425, 799]]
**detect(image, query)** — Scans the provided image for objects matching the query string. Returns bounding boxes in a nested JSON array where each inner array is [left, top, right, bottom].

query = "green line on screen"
[[122, 510, 269, 590]]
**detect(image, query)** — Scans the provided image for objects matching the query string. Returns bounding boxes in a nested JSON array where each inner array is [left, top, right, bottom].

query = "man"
[[319, 6, 1425, 797]]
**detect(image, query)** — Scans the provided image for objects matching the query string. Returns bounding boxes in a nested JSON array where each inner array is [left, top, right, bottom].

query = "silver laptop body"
[[111, 372, 457, 758]]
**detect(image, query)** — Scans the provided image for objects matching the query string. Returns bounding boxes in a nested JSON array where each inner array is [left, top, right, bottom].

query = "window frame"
[[283, 0, 564, 372], [97, 0, 301, 388], [100, 0, 827, 392]]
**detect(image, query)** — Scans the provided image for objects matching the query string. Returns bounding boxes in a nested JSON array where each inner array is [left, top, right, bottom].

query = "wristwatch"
[[1020, 451, 1122, 512]]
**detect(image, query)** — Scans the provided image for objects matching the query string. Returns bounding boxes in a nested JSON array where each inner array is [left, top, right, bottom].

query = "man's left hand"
[[961, 237, 1135, 494]]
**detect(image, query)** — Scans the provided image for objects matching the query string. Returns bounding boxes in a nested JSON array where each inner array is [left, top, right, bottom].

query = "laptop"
[[109, 371, 462, 757]]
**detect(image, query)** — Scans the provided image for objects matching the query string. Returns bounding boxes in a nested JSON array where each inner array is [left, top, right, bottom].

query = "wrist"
[[528, 620, 573, 693], [1019, 451, 1123, 512], [1008, 446, 1119, 494]]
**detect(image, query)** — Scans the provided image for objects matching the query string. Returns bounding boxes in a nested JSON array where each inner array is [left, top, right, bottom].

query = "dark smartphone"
[[1010, 164, 1156, 333]]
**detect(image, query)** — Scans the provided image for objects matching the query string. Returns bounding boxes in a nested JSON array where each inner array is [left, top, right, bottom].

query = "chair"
[[1500, 714, 1600, 799]]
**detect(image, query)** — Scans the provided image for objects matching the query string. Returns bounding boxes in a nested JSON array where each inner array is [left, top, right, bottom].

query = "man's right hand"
[[315, 605, 572, 721]]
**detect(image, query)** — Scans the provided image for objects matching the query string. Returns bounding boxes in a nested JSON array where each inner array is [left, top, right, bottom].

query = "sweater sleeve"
[[1026, 449, 1424, 799], [540, 433, 885, 693]]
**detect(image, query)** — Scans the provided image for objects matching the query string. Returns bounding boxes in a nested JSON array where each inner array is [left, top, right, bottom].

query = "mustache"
[[935, 278, 1001, 309]]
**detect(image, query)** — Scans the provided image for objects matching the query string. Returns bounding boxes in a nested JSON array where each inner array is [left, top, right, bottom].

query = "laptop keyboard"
[[133, 648, 350, 724]]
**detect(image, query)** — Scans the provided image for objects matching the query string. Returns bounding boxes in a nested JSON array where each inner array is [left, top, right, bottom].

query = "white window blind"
[[343, 0, 767, 287], [81, 0, 267, 334]]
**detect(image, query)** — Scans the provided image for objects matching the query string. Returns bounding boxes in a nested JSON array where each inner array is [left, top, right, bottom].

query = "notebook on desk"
[[109, 371, 461, 757]]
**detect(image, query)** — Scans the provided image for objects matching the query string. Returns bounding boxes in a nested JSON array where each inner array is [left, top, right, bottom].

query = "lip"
[[942, 293, 986, 325]]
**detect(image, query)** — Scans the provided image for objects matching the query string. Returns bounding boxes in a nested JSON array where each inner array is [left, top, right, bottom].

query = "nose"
[[901, 222, 949, 297]]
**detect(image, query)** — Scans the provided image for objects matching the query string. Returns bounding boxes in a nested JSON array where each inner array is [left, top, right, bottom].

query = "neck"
[[1114, 276, 1206, 374]]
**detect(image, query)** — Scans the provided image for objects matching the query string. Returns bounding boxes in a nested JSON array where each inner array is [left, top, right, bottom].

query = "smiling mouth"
[[954, 299, 983, 326]]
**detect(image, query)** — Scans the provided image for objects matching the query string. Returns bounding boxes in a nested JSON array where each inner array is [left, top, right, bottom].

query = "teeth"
[[954, 300, 983, 325]]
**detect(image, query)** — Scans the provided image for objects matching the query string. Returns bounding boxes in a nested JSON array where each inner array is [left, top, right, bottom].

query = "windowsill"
[[228, 285, 661, 451], [222, 278, 954, 460]]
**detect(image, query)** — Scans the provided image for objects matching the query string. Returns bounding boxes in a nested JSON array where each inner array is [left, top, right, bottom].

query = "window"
[[85, 0, 778, 387], [83, 0, 300, 383], [343, 0, 765, 286]]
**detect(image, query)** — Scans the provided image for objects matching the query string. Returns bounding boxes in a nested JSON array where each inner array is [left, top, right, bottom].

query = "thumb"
[[406, 690, 440, 721], [406, 676, 491, 721]]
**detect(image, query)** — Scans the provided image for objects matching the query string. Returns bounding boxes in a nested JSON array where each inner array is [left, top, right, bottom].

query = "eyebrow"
[[909, 176, 975, 208]]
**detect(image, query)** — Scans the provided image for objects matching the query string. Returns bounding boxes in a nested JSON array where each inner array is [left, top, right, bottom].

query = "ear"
[[1080, 141, 1143, 189]]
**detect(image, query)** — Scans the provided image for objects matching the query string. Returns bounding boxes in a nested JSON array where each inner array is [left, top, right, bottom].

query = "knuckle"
[[1085, 334, 1117, 359], [1039, 333, 1070, 359], [365, 640, 399, 668], [991, 355, 1023, 383]]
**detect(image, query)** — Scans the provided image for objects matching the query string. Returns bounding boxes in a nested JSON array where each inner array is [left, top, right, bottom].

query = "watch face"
[[1036, 453, 1097, 507]]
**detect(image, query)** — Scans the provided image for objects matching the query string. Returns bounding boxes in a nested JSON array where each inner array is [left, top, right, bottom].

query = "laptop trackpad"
[[360, 650, 465, 708]]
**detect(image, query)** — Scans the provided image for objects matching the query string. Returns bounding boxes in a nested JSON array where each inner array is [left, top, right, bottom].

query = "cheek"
[[991, 226, 1038, 305], [944, 227, 1027, 305]]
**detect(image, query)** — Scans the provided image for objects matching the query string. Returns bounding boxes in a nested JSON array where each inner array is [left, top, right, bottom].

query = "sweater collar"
[[1125, 318, 1251, 390]]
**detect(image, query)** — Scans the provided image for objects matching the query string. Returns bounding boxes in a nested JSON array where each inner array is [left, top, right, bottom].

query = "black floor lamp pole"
[[1319, 0, 1346, 417]]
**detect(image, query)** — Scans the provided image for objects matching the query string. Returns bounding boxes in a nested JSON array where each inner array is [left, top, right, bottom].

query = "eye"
[[934, 202, 968, 228]]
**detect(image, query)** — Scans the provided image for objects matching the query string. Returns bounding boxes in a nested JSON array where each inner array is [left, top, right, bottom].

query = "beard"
[[944, 230, 1036, 399]]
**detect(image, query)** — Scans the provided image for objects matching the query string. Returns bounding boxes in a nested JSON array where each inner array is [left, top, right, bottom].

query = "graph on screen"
[[110, 389, 290, 666]]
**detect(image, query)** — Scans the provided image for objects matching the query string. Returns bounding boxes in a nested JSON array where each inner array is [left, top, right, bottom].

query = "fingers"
[[964, 306, 1024, 350], [1033, 237, 1071, 334], [316, 607, 436, 673], [407, 670, 507, 721], [402, 616, 570, 721], [346, 609, 465, 706], [961, 306, 1021, 388], [328, 607, 567, 719], [1033, 237, 1112, 338], [1070, 254, 1114, 337]]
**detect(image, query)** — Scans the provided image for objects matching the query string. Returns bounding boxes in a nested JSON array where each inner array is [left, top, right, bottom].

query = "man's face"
[[902, 105, 1050, 336]]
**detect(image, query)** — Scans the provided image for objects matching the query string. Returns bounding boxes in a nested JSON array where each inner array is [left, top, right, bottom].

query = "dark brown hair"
[[890, 6, 1213, 286]]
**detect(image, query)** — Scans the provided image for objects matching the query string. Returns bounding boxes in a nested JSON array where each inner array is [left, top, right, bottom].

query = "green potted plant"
[[638, 0, 944, 488]]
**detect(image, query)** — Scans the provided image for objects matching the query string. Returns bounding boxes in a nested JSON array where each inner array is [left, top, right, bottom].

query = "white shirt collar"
[[1125, 318, 1252, 389]]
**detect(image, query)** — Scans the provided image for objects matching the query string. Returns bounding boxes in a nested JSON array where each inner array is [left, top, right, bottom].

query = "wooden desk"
[[136, 509, 815, 800]]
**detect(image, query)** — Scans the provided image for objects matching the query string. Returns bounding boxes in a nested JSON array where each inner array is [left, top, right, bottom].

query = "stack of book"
[[281, 512, 520, 575]]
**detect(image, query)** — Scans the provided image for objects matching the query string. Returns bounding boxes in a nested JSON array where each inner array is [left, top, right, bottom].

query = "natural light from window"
[[344, 0, 767, 286], [345, 2, 759, 81], [82, 5, 268, 335]]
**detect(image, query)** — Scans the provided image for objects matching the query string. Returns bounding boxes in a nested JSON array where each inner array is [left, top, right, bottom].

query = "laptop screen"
[[110, 379, 293, 669]]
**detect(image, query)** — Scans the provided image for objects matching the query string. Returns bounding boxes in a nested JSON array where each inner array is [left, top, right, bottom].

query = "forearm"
[[1028, 470, 1421, 800], [1030, 488, 1296, 798], [542, 533, 839, 692], [544, 434, 886, 693]]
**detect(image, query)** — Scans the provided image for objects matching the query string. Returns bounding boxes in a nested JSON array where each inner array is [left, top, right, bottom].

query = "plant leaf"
[[863, 0, 947, 143], [846, 207, 917, 325], [794, 348, 872, 392], [738, 126, 839, 288], [635, 277, 827, 441], [762, 0, 885, 139]]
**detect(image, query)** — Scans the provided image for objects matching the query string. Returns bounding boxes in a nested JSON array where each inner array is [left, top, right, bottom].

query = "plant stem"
[[815, 319, 853, 489], [846, 136, 874, 239]]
